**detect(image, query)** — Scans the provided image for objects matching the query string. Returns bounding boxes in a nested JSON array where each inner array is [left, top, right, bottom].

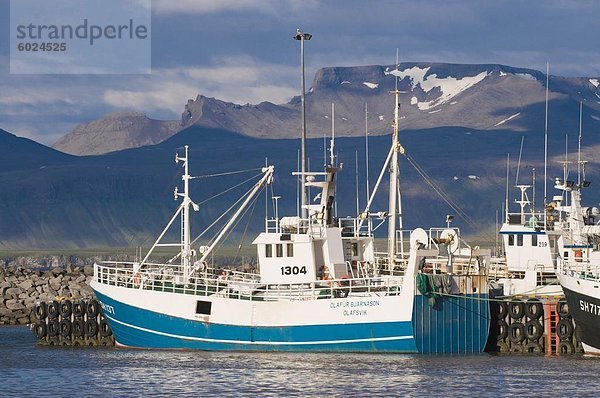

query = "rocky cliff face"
[[51, 63, 600, 155], [53, 112, 181, 155]]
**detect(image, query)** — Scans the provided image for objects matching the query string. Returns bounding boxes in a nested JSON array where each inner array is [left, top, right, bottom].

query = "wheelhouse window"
[[276, 244, 283, 257], [517, 235, 523, 246], [508, 234, 514, 246], [265, 244, 272, 258], [532, 235, 538, 247], [287, 243, 294, 257]]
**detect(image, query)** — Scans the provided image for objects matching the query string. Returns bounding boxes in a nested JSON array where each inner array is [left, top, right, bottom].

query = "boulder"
[[6, 287, 23, 297], [5, 300, 26, 310]]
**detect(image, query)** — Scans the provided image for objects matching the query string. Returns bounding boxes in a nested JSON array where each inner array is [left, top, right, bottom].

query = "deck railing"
[[558, 258, 600, 282], [94, 262, 404, 301]]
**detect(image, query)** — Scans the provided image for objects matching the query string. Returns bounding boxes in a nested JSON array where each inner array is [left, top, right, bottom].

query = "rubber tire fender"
[[525, 341, 543, 353], [524, 299, 543, 320], [497, 301, 508, 319], [59, 300, 73, 319], [85, 319, 99, 337], [72, 318, 85, 338], [86, 299, 100, 319], [508, 322, 526, 343], [47, 319, 59, 337], [47, 301, 60, 320], [59, 319, 72, 338], [99, 318, 112, 338], [498, 319, 508, 341], [558, 340, 575, 354], [34, 321, 47, 339], [72, 300, 86, 318], [525, 319, 543, 341], [557, 300, 571, 319], [557, 318, 574, 340], [34, 302, 47, 320], [508, 300, 525, 320]]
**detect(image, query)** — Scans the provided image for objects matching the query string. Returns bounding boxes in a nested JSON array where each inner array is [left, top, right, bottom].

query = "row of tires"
[[497, 299, 569, 321], [33, 316, 112, 340], [34, 299, 101, 321]]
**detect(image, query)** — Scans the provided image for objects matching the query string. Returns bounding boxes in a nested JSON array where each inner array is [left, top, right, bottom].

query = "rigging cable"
[[402, 152, 496, 244]]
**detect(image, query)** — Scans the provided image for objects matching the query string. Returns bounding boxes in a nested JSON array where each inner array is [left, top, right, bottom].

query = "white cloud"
[[102, 57, 298, 115]]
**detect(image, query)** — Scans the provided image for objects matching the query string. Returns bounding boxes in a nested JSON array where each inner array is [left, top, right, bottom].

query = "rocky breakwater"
[[0, 265, 94, 325]]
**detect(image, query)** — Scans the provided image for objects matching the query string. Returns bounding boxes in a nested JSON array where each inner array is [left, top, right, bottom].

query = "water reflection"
[[2, 327, 599, 397]]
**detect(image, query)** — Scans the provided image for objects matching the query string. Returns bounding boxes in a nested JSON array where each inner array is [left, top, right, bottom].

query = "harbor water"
[[1, 326, 599, 397]]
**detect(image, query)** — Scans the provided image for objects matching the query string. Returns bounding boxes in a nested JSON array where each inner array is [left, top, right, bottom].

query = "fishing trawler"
[[91, 49, 491, 353], [493, 176, 600, 298]]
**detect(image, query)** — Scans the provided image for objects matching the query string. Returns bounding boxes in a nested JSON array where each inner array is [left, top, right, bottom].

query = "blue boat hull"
[[95, 291, 489, 353]]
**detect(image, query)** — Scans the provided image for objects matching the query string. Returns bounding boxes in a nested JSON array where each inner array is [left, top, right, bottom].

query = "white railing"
[[94, 262, 404, 301], [558, 258, 600, 282]]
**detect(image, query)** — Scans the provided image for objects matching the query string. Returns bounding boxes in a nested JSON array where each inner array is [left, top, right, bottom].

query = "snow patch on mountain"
[[387, 66, 488, 110], [590, 79, 599, 88], [363, 82, 378, 89], [592, 115, 600, 121]]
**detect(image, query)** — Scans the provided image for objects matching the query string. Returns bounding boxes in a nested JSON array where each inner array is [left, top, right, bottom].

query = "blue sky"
[[1, 0, 600, 144]]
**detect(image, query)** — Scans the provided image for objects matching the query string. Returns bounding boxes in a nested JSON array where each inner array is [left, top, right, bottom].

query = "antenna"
[[330, 103, 335, 166], [515, 136, 524, 185], [505, 153, 510, 223], [355, 150, 360, 216], [387, 48, 402, 264], [578, 101, 582, 185], [365, 103, 370, 206], [543, 62, 549, 229], [532, 167, 536, 214]]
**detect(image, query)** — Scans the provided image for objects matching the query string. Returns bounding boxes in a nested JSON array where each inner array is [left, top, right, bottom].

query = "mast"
[[330, 103, 335, 166], [387, 51, 402, 264], [543, 62, 549, 228], [578, 101, 582, 185], [294, 29, 312, 220], [505, 154, 510, 223], [365, 103, 370, 204], [180, 146, 192, 277]]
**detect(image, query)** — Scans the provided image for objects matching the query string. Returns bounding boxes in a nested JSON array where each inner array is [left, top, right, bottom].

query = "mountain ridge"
[[50, 62, 600, 156]]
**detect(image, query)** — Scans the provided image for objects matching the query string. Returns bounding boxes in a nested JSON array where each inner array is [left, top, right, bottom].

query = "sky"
[[1, 0, 600, 145]]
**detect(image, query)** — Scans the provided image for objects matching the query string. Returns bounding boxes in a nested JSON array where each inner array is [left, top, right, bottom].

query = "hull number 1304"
[[281, 266, 307, 275]]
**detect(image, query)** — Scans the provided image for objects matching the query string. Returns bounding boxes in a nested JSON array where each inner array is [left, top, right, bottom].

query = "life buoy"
[[574, 249, 583, 262], [320, 265, 333, 282]]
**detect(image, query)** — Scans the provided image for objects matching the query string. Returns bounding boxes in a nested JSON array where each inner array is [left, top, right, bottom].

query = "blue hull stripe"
[[95, 291, 419, 352], [104, 312, 413, 346]]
